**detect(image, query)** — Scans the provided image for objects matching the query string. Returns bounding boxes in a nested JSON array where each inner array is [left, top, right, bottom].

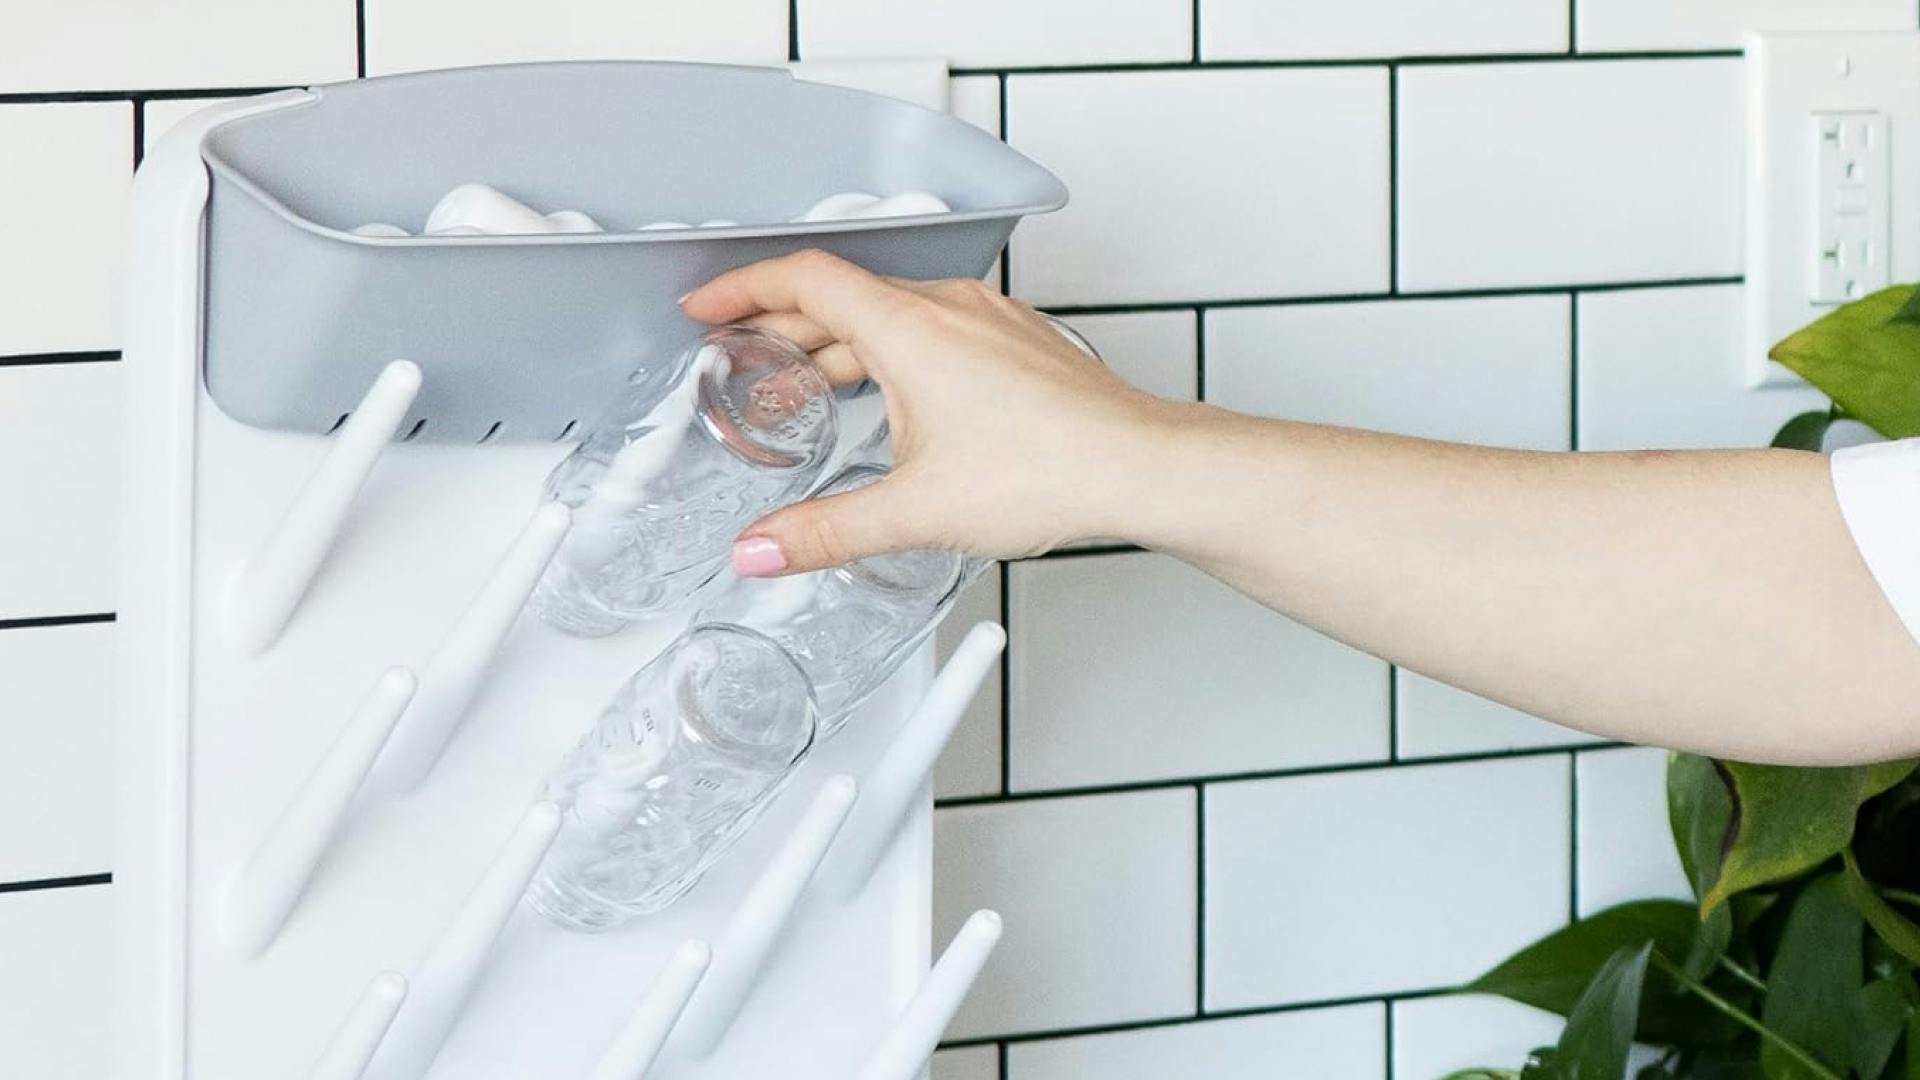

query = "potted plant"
[[1451, 285, 1920, 1080]]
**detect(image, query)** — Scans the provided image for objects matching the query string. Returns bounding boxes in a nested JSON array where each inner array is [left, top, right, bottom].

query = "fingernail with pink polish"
[[732, 537, 787, 577]]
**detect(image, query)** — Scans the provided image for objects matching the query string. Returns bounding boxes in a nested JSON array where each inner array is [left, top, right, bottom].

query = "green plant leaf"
[[1682, 904, 1732, 982], [1695, 760, 1916, 914], [1770, 284, 1920, 438], [1439, 1072, 1523, 1080], [1907, 1007, 1920, 1080], [1856, 977, 1914, 1080], [1469, 901, 1731, 1046], [1554, 942, 1652, 1080], [1770, 409, 1837, 451], [1668, 754, 1733, 905], [1523, 1050, 1561, 1080], [1845, 848, 1920, 967], [1761, 875, 1862, 1080]]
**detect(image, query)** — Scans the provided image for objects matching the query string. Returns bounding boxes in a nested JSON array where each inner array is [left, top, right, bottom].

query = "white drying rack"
[[112, 91, 1006, 1080]]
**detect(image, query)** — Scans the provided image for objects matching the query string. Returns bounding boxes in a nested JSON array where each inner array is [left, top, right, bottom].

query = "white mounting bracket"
[[1746, 30, 1920, 387]]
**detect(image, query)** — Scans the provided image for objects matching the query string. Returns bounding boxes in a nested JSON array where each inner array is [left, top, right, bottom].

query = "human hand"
[[679, 250, 1185, 576]]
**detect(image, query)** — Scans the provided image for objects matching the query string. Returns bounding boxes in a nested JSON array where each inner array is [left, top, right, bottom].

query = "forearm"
[[1119, 404, 1920, 765]]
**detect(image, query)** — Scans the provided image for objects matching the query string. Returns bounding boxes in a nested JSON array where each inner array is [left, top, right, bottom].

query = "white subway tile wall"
[[0, 364, 122, 618], [1576, 747, 1694, 917], [1391, 995, 1568, 1078], [1006, 68, 1391, 306], [0, 103, 132, 355], [802, 0, 1192, 68], [1204, 756, 1572, 1010], [1394, 669, 1596, 760], [933, 789, 1198, 1038], [0, 621, 115, 884], [0, 1, 352, 94], [931, 1045, 1001, 1080], [1006, 1004, 1386, 1079], [933, 570, 1006, 799], [1008, 553, 1387, 790], [1577, 285, 1830, 451], [1576, 0, 1915, 51], [1065, 310, 1200, 402], [1201, 0, 1567, 61], [0, 2, 1838, 1073], [362, 0, 790, 75], [0, 886, 112, 1079], [1397, 59, 1744, 291], [1205, 296, 1572, 449]]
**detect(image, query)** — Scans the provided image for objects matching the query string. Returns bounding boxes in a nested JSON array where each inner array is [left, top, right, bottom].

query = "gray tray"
[[197, 62, 1067, 442]]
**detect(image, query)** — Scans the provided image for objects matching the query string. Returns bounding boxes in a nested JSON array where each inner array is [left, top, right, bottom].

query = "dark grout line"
[[1026, 543, 1140, 561], [1384, 1000, 1397, 1076], [1568, 752, 1581, 924], [1040, 275, 1744, 317], [1194, 782, 1207, 1015], [997, 560, 1012, 796], [0, 350, 121, 368], [1191, 0, 1202, 63], [997, 1041, 1009, 1075], [938, 984, 1460, 1051], [1388, 65, 1400, 293], [787, 0, 801, 62], [0, 612, 116, 631], [0, 85, 294, 105], [1193, 308, 1206, 401], [0, 873, 111, 895], [957, 48, 1739, 78], [1386, 666, 1400, 762], [935, 739, 1623, 809], [1568, 0, 1579, 54], [1568, 293, 1581, 451], [131, 99, 146, 169], [997, 74, 1013, 298], [355, 0, 369, 79]]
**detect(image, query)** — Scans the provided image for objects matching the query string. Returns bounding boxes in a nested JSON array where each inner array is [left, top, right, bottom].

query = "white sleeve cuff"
[[1832, 439, 1920, 647]]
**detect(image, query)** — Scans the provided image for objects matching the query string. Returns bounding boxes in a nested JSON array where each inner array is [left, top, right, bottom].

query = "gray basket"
[[197, 62, 1067, 442]]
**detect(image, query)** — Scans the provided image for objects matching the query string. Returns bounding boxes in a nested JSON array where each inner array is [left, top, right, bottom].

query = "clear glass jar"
[[527, 624, 820, 932], [531, 327, 839, 637], [695, 464, 989, 736]]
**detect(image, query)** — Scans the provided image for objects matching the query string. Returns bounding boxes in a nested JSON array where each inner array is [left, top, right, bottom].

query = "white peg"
[[227, 360, 423, 653], [676, 776, 859, 1058], [828, 624, 1006, 899], [588, 941, 713, 1080], [309, 972, 408, 1080], [375, 503, 572, 791], [852, 911, 1003, 1080], [221, 667, 418, 956], [362, 802, 562, 1080]]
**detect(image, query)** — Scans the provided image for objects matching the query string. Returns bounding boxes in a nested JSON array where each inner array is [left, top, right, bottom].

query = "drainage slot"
[[326, 413, 350, 434], [402, 418, 428, 442], [556, 419, 579, 441], [478, 421, 503, 444]]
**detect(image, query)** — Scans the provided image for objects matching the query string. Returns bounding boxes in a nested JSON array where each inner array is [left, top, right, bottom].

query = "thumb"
[[731, 477, 925, 577]]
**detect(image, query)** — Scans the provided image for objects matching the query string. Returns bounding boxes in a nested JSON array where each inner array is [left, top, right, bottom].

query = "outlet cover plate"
[[1747, 30, 1920, 386]]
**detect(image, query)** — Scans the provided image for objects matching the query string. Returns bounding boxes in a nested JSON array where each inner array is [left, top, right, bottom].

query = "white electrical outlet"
[[1811, 111, 1890, 304], [1747, 31, 1920, 387]]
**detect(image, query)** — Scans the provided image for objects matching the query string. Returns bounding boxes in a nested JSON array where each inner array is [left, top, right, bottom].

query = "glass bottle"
[[696, 463, 989, 736], [527, 623, 820, 932], [530, 327, 839, 637]]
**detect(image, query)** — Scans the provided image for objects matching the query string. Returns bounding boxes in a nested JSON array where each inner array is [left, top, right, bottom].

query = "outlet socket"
[[1747, 31, 1920, 387]]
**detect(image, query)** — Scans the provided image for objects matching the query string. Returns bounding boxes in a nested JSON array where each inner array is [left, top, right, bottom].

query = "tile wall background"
[[3, 0, 1900, 1075]]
